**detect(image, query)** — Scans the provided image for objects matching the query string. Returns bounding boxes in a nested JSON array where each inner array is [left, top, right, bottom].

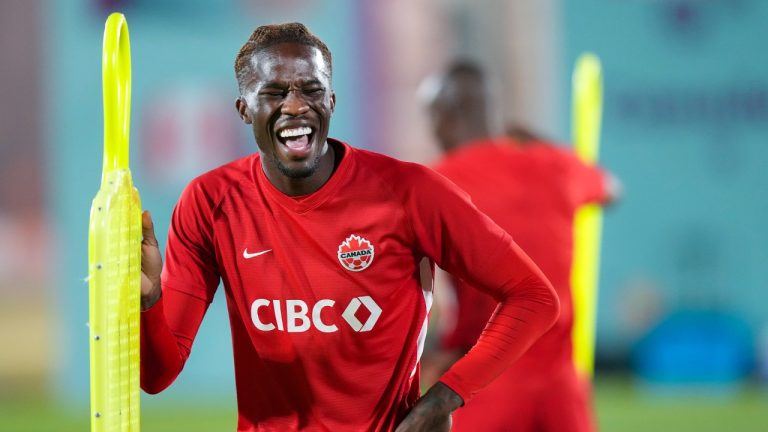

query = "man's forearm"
[[438, 275, 559, 402], [140, 296, 185, 394]]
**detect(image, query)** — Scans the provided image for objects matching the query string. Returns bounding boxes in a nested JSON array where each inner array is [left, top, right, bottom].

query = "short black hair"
[[435, 59, 488, 108], [234, 22, 332, 92]]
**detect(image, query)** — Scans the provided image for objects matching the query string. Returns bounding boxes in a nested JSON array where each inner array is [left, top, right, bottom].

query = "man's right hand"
[[141, 210, 163, 310]]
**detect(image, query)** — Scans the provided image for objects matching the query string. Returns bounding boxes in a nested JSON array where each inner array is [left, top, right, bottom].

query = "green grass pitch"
[[1, 375, 766, 431]]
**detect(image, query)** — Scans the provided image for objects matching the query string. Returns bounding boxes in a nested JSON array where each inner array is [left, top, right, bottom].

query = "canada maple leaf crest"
[[337, 234, 375, 272]]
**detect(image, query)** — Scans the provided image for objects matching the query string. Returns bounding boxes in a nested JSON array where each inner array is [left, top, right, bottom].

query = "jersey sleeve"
[[163, 179, 220, 300], [140, 289, 210, 393], [140, 179, 221, 394], [564, 150, 610, 205], [439, 278, 498, 353], [405, 165, 560, 403]]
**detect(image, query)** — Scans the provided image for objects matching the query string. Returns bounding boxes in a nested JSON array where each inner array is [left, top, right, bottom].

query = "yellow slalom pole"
[[570, 53, 603, 378], [89, 12, 141, 432]]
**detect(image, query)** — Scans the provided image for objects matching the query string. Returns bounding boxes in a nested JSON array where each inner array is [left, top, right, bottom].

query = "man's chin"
[[276, 158, 320, 179]]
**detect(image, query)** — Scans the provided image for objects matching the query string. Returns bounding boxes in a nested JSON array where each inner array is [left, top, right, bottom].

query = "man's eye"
[[304, 88, 324, 94], [260, 90, 285, 97]]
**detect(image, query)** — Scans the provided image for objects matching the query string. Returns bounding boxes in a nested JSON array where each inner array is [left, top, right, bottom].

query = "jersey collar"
[[253, 138, 353, 214]]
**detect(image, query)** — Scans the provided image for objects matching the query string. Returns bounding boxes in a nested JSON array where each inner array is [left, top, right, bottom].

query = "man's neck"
[[263, 141, 338, 197], [449, 125, 491, 151]]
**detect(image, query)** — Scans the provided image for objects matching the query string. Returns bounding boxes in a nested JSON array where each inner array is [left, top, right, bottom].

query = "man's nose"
[[281, 90, 310, 116]]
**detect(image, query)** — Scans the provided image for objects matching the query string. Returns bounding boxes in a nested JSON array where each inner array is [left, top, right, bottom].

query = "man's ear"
[[235, 97, 252, 124], [330, 92, 336, 113]]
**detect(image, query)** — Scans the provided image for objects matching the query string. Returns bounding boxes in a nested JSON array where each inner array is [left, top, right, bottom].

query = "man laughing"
[[139, 23, 559, 432]]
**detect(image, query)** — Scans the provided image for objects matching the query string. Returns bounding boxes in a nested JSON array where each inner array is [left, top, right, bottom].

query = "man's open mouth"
[[277, 126, 314, 158]]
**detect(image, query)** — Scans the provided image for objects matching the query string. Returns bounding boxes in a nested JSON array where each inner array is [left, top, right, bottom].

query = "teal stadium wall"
[[563, 0, 768, 362]]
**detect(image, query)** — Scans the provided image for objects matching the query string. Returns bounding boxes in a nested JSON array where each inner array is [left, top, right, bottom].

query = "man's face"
[[237, 43, 335, 179]]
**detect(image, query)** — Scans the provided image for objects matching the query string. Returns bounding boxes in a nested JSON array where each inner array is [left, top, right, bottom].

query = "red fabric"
[[140, 139, 558, 431], [433, 138, 608, 431], [451, 362, 596, 432]]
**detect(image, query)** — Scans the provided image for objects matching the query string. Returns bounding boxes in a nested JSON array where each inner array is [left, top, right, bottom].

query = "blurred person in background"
[[138, 23, 560, 431], [421, 60, 620, 432]]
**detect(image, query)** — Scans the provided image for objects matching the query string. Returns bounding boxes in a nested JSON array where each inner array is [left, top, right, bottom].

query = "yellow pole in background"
[[89, 12, 141, 432], [571, 53, 604, 378]]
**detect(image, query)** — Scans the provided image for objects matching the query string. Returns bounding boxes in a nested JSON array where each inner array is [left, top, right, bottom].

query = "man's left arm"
[[398, 166, 560, 430]]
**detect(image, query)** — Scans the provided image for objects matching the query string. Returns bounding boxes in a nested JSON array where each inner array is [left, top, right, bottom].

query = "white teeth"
[[279, 127, 312, 138]]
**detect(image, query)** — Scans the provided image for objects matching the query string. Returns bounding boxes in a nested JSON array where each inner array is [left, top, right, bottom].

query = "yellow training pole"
[[89, 12, 141, 432], [570, 53, 603, 378]]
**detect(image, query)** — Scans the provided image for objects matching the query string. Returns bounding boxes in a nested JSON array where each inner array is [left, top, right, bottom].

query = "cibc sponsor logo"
[[250, 296, 382, 333]]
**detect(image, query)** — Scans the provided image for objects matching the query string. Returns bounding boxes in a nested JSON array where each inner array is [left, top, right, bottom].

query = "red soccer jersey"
[[141, 139, 558, 431], [434, 137, 608, 381]]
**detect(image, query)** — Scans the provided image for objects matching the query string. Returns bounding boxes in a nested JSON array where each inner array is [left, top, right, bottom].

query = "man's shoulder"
[[433, 138, 512, 174], [340, 145, 458, 206], [193, 153, 254, 184], [349, 145, 465, 206], [528, 141, 573, 158], [351, 145, 433, 182], [182, 153, 256, 205]]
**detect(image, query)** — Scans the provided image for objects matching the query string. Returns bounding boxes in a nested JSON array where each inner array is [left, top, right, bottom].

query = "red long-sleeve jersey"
[[141, 139, 558, 431]]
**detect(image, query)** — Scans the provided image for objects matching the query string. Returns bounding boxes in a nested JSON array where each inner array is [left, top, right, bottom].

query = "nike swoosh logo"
[[243, 248, 272, 259]]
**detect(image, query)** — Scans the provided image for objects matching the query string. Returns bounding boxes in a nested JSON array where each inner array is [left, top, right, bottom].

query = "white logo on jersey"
[[243, 248, 272, 259], [337, 235, 375, 271], [341, 296, 382, 332], [250, 296, 381, 333]]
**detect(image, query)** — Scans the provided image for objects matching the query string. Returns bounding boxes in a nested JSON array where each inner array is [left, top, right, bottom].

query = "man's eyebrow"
[[260, 82, 287, 89]]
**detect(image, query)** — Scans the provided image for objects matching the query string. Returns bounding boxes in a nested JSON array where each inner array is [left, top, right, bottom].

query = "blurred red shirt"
[[434, 137, 609, 431]]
